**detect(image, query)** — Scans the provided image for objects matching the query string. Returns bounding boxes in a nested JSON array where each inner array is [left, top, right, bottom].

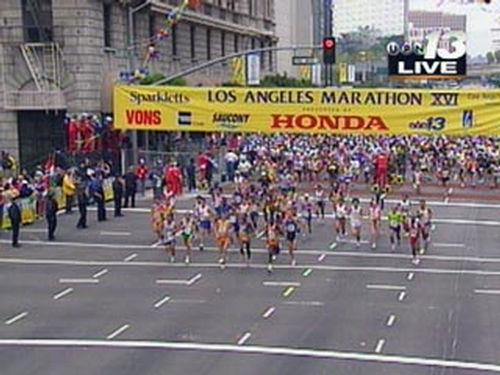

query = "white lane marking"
[[106, 324, 130, 340], [256, 231, 265, 239], [59, 278, 99, 284], [407, 272, 415, 281], [2, 339, 500, 372], [2, 241, 498, 265], [156, 273, 202, 286], [318, 254, 326, 262], [366, 285, 407, 291], [386, 315, 396, 327], [187, 273, 202, 286], [433, 243, 466, 248], [237, 332, 252, 346], [283, 286, 295, 298], [283, 301, 324, 307], [398, 291, 407, 301], [100, 231, 131, 236], [156, 279, 190, 285], [339, 239, 369, 245], [154, 296, 171, 309], [474, 289, 500, 295], [0, 239, 151, 250], [124, 253, 138, 262], [53, 288, 74, 300], [263, 307, 276, 319], [151, 240, 162, 248], [375, 339, 385, 353], [22, 228, 46, 233], [169, 299, 206, 304], [92, 268, 108, 279], [263, 281, 301, 287], [8, 257, 500, 277], [329, 242, 338, 250], [4, 312, 28, 325]]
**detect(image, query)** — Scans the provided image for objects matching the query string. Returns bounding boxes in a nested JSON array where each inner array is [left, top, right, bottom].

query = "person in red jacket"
[[166, 161, 182, 196], [135, 159, 148, 196], [374, 152, 389, 188]]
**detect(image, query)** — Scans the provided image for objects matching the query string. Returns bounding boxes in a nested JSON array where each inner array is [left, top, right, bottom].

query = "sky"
[[410, 0, 499, 56]]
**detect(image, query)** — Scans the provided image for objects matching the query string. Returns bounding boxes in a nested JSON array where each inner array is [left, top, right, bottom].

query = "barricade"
[[0, 178, 115, 230]]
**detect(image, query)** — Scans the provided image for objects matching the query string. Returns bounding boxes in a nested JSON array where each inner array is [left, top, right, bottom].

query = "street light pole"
[[127, 0, 152, 169]]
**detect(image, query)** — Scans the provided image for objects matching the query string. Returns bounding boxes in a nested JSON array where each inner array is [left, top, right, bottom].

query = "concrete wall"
[[0, 0, 23, 160], [275, 0, 313, 77]]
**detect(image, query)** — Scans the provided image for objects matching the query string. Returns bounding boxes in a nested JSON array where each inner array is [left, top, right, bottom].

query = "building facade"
[[0, 0, 277, 167], [333, 0, 408, 37], [408, 10, 466, 50], [275, 0, 313, 77]]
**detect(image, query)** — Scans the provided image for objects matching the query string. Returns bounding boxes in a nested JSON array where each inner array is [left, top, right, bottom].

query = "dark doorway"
[[17, 110, 66, 170]]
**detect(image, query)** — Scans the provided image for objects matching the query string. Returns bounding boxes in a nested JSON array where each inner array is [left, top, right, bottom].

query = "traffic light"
[[323, 37, 336, 65]]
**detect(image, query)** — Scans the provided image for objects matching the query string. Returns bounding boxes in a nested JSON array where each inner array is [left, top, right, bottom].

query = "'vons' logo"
[[270, 114, 388, 132], [126, 110, 161, 126], [129, 91, 190, 105]]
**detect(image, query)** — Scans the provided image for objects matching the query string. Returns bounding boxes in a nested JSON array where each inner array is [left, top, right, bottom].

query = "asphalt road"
[[1, 192, 500, 375]]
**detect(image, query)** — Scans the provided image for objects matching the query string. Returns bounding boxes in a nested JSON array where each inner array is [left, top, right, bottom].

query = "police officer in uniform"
[[45, 190, 58, 241], [7, 196, 21, 247], [112, 174, 124, 217], [76, 176, 88, 229]]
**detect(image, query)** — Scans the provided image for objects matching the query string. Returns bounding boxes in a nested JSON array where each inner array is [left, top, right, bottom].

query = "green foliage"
[[139, 74, 187, 86], [494, 50, 500, 63], [486, 51, 495, 64], [259, 73, 312, 87]]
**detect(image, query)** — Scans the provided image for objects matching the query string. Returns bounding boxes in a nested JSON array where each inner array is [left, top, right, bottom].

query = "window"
[[260, 39, 265, 69], [234, 34, 239, 52], [221, 31, 226, 56], [248, 0, 253, 16], [103, 3, 112, 47], [149, 14, 156, 39], [206, 28, 211, 60], [190, 24, 196, 60], [251, 38, 256, 50], [172, 24, 177, 56], [269, 44, 273, 71]]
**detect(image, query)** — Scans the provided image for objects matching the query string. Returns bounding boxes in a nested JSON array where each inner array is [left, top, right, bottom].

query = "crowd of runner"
[[150, 135, 496, 272]]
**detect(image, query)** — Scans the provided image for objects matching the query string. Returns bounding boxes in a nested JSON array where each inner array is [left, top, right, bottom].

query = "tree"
[[494, 50, 500, 63], [486, 51, 495, 64]]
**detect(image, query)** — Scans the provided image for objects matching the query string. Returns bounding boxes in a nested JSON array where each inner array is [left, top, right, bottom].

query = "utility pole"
[[127, 0, 152, 169]]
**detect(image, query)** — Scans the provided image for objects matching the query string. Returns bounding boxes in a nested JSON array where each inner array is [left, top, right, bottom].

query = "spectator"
[[124, 166, 137, 208], [112, 174, 124, 217], [136, 159, 148, 196], [186, 158, 197, 192], [45, 190, 58, 241], [75, 176, 88, 229], [62, 170, 76, 213], [7, 196, 21, 247], [90, 173, 106, 222]]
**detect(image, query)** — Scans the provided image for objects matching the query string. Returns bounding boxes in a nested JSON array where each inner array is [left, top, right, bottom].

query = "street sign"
[[292, 56, 320, 66], [246, 53, 260, 86], [311, 63, 322, 86]]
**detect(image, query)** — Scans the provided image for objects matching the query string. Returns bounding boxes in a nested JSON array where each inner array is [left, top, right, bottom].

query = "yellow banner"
[[113, 86, 500, 135], [338, 63, 348, 83]]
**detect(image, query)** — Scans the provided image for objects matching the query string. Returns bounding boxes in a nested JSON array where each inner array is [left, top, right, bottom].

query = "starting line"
[[0, 339, 499, 373]]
